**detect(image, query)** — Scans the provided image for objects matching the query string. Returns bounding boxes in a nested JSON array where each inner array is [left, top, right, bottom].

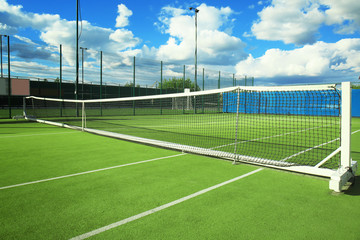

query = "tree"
[[160, 77, 200, 91], [124, 82, 141, 88]]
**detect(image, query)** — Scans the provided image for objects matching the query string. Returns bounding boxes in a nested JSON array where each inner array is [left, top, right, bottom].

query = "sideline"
[[0, 131, 79, 138], [0, 153, 185, 190], [69, 168, 263, 240]]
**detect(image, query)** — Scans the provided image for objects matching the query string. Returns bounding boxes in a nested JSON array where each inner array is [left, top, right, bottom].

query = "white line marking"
[[351, 129, 360, 135], [0, 131, 79, 139], [0, 153, 185, 190], [281, 129, 360, 162], [213, 124, 332, 150], [69, 168, 263, 240]]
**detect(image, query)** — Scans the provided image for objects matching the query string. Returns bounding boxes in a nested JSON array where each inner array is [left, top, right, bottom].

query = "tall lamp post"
[[189, 7, 199, 91], [80, 47, 87, 100], [0, 35, 3, 78], [2, 35, 10, 117]]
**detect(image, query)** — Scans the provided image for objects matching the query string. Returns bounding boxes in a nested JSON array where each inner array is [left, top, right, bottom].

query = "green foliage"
[[160, 77, 201, 91], [352, 84, 360, 89], [54, 77, 60, 83], [124, 82, 140, 88]]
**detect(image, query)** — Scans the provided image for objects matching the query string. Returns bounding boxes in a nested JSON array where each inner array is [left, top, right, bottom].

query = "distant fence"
[[353, 89, 360, 117], [0, 75, 254, 118]]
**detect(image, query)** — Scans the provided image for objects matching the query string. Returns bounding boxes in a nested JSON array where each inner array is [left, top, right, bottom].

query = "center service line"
[[69, 168, 263, 240]]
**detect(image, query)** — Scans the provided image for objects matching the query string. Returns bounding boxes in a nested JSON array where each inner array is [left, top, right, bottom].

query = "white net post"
[[340, 81, 351, 168], [329, 81, 357, 192]]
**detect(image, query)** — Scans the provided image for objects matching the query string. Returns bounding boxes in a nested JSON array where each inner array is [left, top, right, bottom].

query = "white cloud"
[[235, 38, 360, 78], [321, 0, 360, 34], [156, 3, 247, 65], [115, 4, 133, 28], [0, 0, 60, 34], [251, 0, 325, 45], [14, 35, 36, 45], [0, 1, 141, 67], [109, 29, 140, 49], [251, 0, 360, 45]]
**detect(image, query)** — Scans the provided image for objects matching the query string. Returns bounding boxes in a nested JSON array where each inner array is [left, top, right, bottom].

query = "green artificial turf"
[[0, 118, 359, 239]]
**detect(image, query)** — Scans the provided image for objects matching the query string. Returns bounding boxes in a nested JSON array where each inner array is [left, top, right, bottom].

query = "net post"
[[329, 82, 357, 192], [341, 81, 351, 168]]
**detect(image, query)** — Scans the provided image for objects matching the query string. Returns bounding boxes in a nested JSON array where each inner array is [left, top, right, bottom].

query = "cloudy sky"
[[0, 0, 360, 87]]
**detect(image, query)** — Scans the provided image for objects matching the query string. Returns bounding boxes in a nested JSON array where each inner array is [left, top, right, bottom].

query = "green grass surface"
[[0, 118, 359, 239]]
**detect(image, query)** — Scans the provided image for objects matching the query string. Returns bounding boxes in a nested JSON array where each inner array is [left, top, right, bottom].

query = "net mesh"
[[24, 85, 341, 169]]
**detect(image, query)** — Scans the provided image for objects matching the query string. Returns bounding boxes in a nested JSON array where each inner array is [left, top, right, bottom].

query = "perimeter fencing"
[[0, 36, 254, 118]]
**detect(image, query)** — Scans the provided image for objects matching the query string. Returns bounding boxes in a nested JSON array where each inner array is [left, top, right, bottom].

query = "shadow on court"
[[344, 176, 360, 196]]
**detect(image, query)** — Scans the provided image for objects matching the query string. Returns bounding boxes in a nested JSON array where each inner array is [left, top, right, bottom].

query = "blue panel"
[[352, 89, 360, 117], [223, 91, 341, 117]]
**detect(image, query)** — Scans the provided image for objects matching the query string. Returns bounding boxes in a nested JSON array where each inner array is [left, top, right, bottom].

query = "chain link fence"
[[0, 36, 254, 118]]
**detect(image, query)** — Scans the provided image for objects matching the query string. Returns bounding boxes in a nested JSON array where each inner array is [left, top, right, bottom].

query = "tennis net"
[[24, 84, 345, 170]]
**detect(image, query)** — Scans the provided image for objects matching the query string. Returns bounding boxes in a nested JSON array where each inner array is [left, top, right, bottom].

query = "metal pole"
[[59, 44, 62, 98], [202, 68, 204, 91], [60, 44, 63, 117], [183, 65, 185, 91], [0, 36, 2, 78], [160, 61, 163, 115], [133, 56, 136, 97], [100, 51, 103, 116], [100, 51, 103, 99], [5, 36, 11, 118], [190, 7, 199, 91], [82, 48, 84, 99], [80, 47, 87, 100], [195, 9, 198, 91], [75, 0, 79, 117], [218, 71, 221, 89], [76, 0, 79, 100], [133, 56, 135, 115]]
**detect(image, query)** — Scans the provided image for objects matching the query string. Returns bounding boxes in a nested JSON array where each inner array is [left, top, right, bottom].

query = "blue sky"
[[1, 0, 360, 87]]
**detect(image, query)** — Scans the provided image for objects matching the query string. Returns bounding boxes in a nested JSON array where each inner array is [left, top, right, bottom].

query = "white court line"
[[281, 129, 360, 162], [69, 168, 263, 240], [0, 153, 185, 190], [213, 124, 331, 150], [0, 131, 79, 139]]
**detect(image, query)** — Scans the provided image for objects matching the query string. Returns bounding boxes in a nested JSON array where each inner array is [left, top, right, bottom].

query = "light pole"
[[2, 35, 10, 117], [189, 7, 199, 91], [80, 47, 87, 100], [0, 35, 3, 78], [76, 0, 79, 101]]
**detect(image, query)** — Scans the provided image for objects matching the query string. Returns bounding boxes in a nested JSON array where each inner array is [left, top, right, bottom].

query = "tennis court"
[[1, 118, 360, 239]]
